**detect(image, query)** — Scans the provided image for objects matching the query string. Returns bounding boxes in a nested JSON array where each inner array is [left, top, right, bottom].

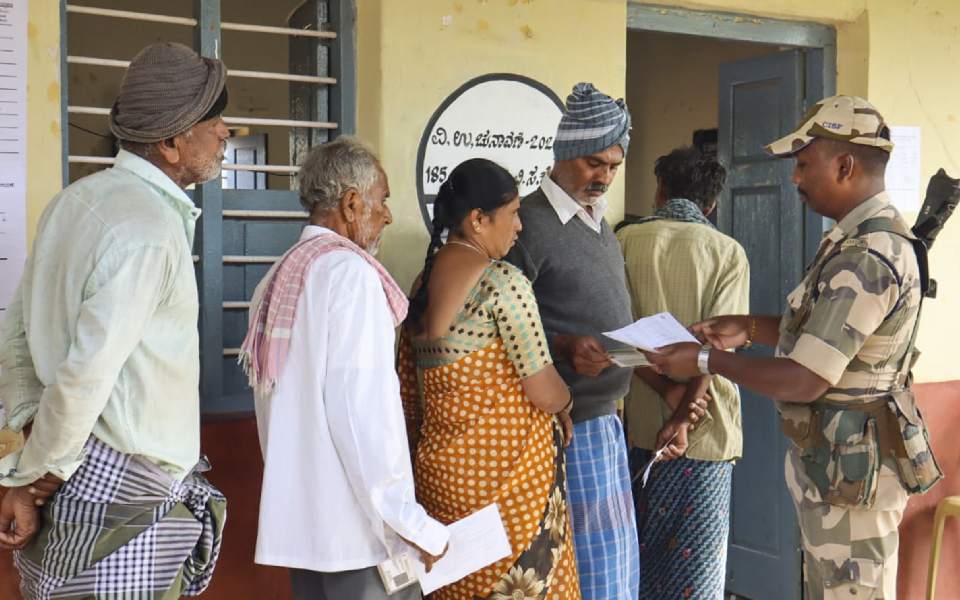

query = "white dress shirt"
[[540, 174, 608, 233], [0, 150, 200, 486], [253, 225, 448, 572]]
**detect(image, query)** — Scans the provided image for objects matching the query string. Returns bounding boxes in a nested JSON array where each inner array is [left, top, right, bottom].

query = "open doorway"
[[625, 5, 837, 599], [624, 31, 780, 218]]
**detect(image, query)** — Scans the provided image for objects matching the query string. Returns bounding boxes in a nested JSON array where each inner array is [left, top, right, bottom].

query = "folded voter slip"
[[607, 348, 650, 368]]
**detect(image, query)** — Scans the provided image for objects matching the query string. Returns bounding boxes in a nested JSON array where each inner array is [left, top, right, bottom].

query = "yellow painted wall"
[[864, 0, 960, 383], [357, 0, 628, 291], [26, 0, 61, 244]]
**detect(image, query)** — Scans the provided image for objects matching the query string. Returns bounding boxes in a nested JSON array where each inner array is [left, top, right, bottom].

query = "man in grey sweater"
[[505, 82, 639, 600]]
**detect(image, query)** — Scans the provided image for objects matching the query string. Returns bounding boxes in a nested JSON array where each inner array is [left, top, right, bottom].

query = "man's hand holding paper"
[[410, 503, 512, 595], [554, 334, 613, 376], [643, 342, 702, 379], [691, 315, 751, 350]]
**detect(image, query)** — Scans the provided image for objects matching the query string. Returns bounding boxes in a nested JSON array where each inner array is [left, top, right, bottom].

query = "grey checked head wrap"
[[109, 42, 227, 143], [553, 82, 631, 161]]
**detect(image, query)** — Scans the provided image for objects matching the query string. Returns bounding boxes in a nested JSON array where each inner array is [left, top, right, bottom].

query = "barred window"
[[61, 0, 356, 412]]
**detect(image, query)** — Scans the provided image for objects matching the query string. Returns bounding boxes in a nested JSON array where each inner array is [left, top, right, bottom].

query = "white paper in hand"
[[603, 312, 698, 353], [412, 503, 512, 595], [630, 431, 678, 488]]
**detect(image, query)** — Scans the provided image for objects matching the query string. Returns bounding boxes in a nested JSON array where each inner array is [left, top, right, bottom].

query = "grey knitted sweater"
[[504, 189, 633, 423]]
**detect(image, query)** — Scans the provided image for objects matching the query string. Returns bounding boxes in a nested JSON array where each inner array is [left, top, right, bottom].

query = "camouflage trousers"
[[785, 447, 908, 599]]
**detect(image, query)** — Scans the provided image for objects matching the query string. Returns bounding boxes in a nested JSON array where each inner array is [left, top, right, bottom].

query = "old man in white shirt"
[[241, 136, 448, 599]]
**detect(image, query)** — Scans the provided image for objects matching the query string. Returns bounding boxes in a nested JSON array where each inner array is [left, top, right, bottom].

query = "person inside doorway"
[[616, 146, 749, 599]]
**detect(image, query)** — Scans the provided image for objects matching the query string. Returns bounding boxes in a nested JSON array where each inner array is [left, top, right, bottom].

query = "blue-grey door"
[[718, 49, 811, 600]]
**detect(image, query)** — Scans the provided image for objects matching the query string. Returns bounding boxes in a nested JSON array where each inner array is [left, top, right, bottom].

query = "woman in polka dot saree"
[[399, 159, 580, 600]]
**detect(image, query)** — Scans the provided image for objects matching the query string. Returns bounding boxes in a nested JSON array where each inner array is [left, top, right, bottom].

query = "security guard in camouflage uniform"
[[643, 95, 942, 599]]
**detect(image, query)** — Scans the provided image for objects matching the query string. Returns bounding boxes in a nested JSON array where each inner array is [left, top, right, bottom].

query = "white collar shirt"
[[0, 150, 201, 486], [252, 225, 448, 572], [540, 174, 608, 233]]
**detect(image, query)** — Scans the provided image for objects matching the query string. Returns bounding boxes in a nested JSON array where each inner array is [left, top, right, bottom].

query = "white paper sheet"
[[0, 0, 27, 312], [631, 430, 678, 488], [412, 503, 512, 595], [603, 312, 699, 352], [885, 126, 922, 214]]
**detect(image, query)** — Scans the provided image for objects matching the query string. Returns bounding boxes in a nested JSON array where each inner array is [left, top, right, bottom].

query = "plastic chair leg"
[[928, 502, 949, 600]]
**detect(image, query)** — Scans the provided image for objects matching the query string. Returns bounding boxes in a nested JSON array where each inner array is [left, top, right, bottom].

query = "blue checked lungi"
[[14, 437, 227, 600], [630, 448, 733, 600], [566, 414, 640, 600]]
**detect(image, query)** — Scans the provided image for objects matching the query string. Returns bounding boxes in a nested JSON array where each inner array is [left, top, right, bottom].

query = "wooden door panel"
[[719, 50, 805, 600]]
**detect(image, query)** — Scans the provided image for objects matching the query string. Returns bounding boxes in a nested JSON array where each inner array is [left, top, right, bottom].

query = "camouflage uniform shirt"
[[775, 192, 921, 401], [775, 192, 922, 595]]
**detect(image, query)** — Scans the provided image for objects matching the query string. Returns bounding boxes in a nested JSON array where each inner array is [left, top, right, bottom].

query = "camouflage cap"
[[765, 95, 894, 157]]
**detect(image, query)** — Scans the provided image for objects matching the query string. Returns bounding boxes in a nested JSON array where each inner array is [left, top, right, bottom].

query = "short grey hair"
[[297, 136, 381, 214], [119, 139, 160, 161]]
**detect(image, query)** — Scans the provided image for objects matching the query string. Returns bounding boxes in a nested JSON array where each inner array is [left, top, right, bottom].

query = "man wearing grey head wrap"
[[0, 42, 228, 599], [109, 41, 230, 186], [504, 82, 641, 599]]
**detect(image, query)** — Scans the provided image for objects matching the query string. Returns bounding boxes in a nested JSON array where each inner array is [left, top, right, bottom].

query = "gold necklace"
[[446, 239, 489, 259]]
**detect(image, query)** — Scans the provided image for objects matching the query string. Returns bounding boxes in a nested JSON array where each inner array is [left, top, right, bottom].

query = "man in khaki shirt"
[[616, 146, 749, 598]]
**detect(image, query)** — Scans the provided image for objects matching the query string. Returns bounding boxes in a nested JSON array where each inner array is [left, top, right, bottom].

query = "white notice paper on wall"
[[885, 126, 922, 214], [603, 312, 699, 352], [0, 0, 27, 312], [412, 503, 512, 595]]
